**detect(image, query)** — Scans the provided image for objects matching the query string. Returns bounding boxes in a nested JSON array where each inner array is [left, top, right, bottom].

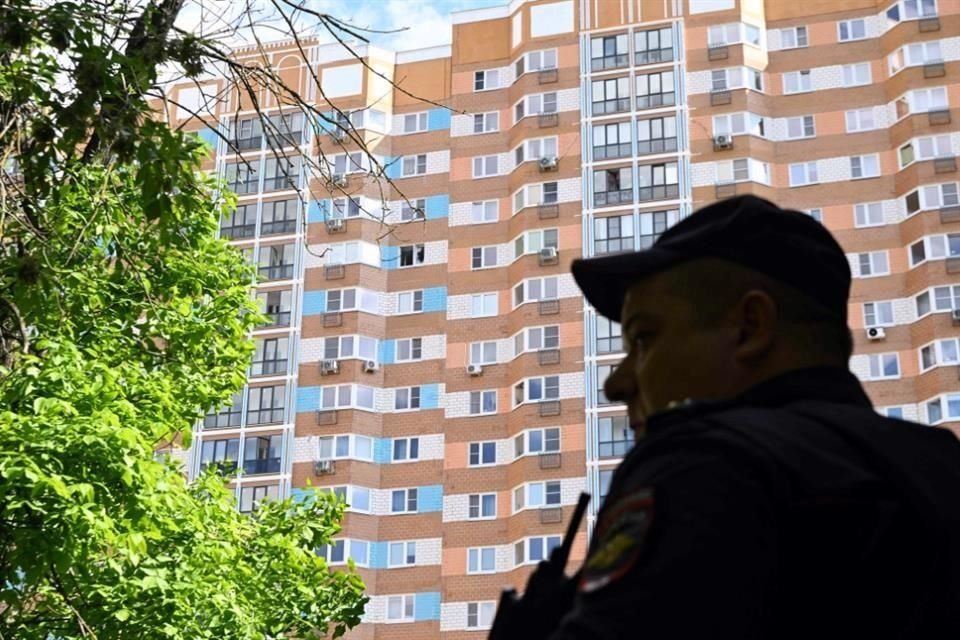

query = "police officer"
[[491, 195, 960, 639]]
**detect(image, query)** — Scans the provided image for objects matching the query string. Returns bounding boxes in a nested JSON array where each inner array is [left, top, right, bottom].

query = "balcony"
[[638, 184, 679, 202], [261, 219, 297, 236], [246, 408, 285, 426], [251, 358, 288, 376], [591, 98, 631, 116], [260, 311, 291, 328], [591, 54, 629, 71], [259, 263, 295, 281], [243, 457, 282, 475], [594, 189, 633, 207], [220, 223, 256, 240]]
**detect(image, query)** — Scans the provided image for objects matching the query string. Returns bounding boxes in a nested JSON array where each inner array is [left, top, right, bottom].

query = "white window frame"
[[471, 200, 499, 224], [385, 594, 415, 622], [390, 488, 418, 514], [779, 25, 808, 49], [394, 337, 423, 362], [865, 353, 901, 380], [850, 154, 880, 179], [401, 112, 429, 134], [513, 480, 562, 512], [471, 245, 499, 270], [318, 434, 374, 462], [474, 68, 500, 92], [469, 390, 498, 416], [845, 107, 876, 133], [782, 69, 812, 94], [789, 161, 819, 186], [513, 276, 559, 308], [469, 341, 498, 365], [514, 426, 561, 458], [400, 154, 427, 177], [784, 115, 815, 140], [319, 384, 376, 411], [863, 301, 895, 327], [398, 243, 426, 268], [470, 292, 498, 318], [473, 111, 500, 134], [513, 325, 561, 356], [393, 387, 422, 412], [515, 136, 559, 166], [837, 18, 867, 42], [392, 436, 420, 461], [857, 251, 891, 277], [467, 547, 497, 574], [854, 202, 885, 228], [468, 441, 497, 467], [473, 155, 500, 178], [514, 536, 562, 566], [466, 602, 497, 630], [513, 375, 560, 407], [396, 290, 424, 315], [842, 62, 872, 87], [387, 541, 417, 568], [468, 493, 497, 520]]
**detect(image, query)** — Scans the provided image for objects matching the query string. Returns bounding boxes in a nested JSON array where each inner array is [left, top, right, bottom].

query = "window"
[[318, 539, 346, 564], [636, 70, 675, 109], [398, 244, 425, 267], [838, 18, 867, 41], [637, 162, 679, 202], [900, 135, 952, 168], [926, 394, 960, 425], [889, 41, 942, 74], [471, 246, 498, 270], [239, 484, 279, 513], [842, 63, 871, 87], [515, 536, 562, 565], [474, 69, 500, 91], [783, 70, 812, 94], [780, 26, 808, 49], [717, 158, 750, 183], [401, 154, 427, 177], [785, 115, 815, 139], [471, 200, 498, 223], [515, 427, 561, 457], [592, 77, 631, 115], [515, 325, 560, 355], [251, 337, 289, 376], [402, 112, 428, 134], [392, 437, 420, 462], [635, 26, 674, 65], [514, 92, 558, 122], [845, 107, 876, 133], [257, 290, 293, 327], [469, 442, 497, 466], [513, 229, 558, 258], [515, 137, 558, 165], [220, 203, 257, 239], [473, 155, 499, 178], [905, 183, 959, 215], [711, 67, 763, 92], [204, 392, 243, 429], [638, 210, 672, 249], [864, 301, 895, 327], [322, 335, 377, 362], [468, 547, 497, 574], [319, 384, 375, 411], [807, 208, 823, 224], [599, 468, 614, 504], [789, 161, 819, 187], [199, 437, 240, 473], [921, 338, 960, 371], [247, 385, 285, 425], [400, 198, 425, 222], [884, 406, 905, 419], [596, 364, 615, 405], [318, 435, 373, 461], [394, 387, 421, 411], [857, 251, 890, 277], [513, 375, 560, 405], [593, 167, 633, 206], [866, 353, 900, 380], [390, 488, 418, 514], [262, 156, 301, 192], [473, 111, 499, 134], [637, 116, 678, 155], [514, 481, 562, 511], [515, 49, 558, 77], [332, 197, 361, 219], [224, 160, 260, 194], [395, 337, 423, 362], [232, 116, 264, 150], [397, 290, 424, 314], [386, 595, 415, 622], [713, 112, 766, 137], [470, 293, 498, 318], [591, 34, 629, 70], [388, 541, 417, 567], [331, 152, 367, 177], [596, 316, 623, 353], [594, 214, 634, 255], [850, 154, 880, 179], [592, 121, 632, 160], [903, 87, 948, 116], [854, 202, 884, 227], [258, 243, 296, 281], [598, 415, 634, 458], [470, 341, 498, 365], [469, 390, 497, 415], [467, 602, 497, 629], [469, 493, 497, 519], [513, 277, 558, 306]]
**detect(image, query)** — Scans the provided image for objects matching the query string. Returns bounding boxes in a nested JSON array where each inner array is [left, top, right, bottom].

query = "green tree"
[[0, 1, 367, 637]]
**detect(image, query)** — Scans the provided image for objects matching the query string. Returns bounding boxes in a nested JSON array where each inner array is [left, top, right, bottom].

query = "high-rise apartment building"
[[163, 0, 959, 635]]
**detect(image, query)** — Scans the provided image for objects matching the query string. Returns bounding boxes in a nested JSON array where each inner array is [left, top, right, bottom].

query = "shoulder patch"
[[579, 488, 655, 594]]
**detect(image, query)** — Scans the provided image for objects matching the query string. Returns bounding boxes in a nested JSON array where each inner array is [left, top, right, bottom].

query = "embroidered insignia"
[[579, 488, 655, 594]]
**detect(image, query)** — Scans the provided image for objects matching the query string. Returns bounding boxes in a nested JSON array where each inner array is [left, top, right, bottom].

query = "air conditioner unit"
[[362, 360, 378, 373], [538, 246, 559, 265], [952, 309, 960, 322], [314, 459, 335, 475], [467, 363, 483, 376], [866, 327, 886, 341], [325, 218, 344, 232], [713, 134, 734, 150], [538, 156, 559, 171], [320, 359, 340, 375], [331, 174, 348, 188]]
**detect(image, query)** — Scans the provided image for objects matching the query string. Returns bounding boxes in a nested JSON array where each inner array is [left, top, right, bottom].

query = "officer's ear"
[[730, 288, 778, 360]]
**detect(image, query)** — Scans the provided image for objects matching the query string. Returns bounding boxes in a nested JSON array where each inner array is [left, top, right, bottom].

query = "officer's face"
[[603, 272, 740, 429]]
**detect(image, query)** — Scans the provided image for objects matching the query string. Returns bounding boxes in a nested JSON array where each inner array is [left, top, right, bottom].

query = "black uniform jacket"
[[550, 366, 960, 639]]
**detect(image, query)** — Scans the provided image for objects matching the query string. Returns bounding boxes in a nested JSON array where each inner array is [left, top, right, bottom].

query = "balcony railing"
[[638, 184, 679, 202], [259, 263, 295, 281], [261, 219, 297, 235], [246, 408, 285, 426], [594, 189, 633, 206], [591, 98, 631, 116], [234, 136, 262, 151], [593, 143, 632, 161], [590, 54, 628, 71], [203, 410, 242, 429], [637, 93, 675, 109], [243, 457, 282, 475], [636, 49, 674, 65], [220, 223, 256, 240], [260, 310, 292, 328], [200, 460, 238, 475], [251, 359, 288, 376], [637, 138, 678, 156], [598, 440, 633, 458]]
